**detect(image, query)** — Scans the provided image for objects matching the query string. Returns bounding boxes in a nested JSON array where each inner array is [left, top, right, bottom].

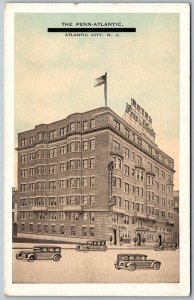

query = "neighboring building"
[[16, 103, 175, 245], [12, 187, 18, 236], [173, 190, 179, 246]]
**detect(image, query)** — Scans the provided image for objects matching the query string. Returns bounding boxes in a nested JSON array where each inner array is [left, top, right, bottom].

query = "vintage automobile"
[[154, 242, 176, 251], [114, 254, 161, 271], [76, 240, 107, 252], [16, 246, 62, 262]]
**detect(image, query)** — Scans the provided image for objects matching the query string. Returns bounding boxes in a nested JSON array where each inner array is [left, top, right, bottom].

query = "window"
[[132, 168, 135, 177], [70, 122, 75, 131], [52, 225, 56, 234], [124, 182, 130, 193], [60, 163, 66, 171], [155, 181, 159, 190], [161, 184, 165, 192], [76, 141, 81, 152], [49, 181, 57, 190], [21, 138, 27, 146], [90, 212, 95, 222], [114, 119, 120, 130], [90, 177, 95, 187], [147, 176, 154, 186], [21, 154, 27, 163], [77, 122, 80, 131], [60, 127, 66, 136], [29, 136, 35, 144], [42, 149, 47, 158], [49, 164, 56, 175], [83, 212, 87, 220], [90, 139, 95, 150], [83, 196, 87, 205], [29, 152, 35, 160], [29, 224, 33, 232], [155, 151, 159, 159], [89, 227, 95, 236], [21, 184, 27, 192], [147, 191, 151, 201], [147, 162, 152, 172], [155, 195, 159, 204], [69, 178, 75, 188], [35, 181, 42, 190], [124, 164, 130, 176], [161, 170, 165, 179], [49, 148, 57, 158], [161, 211, 165, 219], [83, 159, 88, 169], [49, 197, 57, 206], [131, 152, 135, 160], [82, 227, 87, 236], [131, 202, 135, 210], [37, 133, 42, 141], [69, 160, 75, 170], [123, 147, 129, 159], [90, 119, 95, 128], [69, 142, 75, 152], [59, 196, 66, 205], [113, 177, 121, 189], [29, 183, 34, 191], [76, 159, 81, 169], [112, 213, 118, 223], [83, 121, 88, 130], [83, 141, 88, 150], [90, 195, 95, 206], [82, 178, 87, 187], [113, 140, 120, 150], [60, 145, 66, 155], [132, 185, 135, 194], [161, 197, 166, 206], [155, 166, 159, 176], [49, 130, 57, 140], [21, 169, 27, 178], [124, 200, 130, 210], [167, 185, 172, 195], [89, 157, 94, 169], [60, 180, 66, 189], [59, 212, 66, 221], [71, 226, 76, 236]]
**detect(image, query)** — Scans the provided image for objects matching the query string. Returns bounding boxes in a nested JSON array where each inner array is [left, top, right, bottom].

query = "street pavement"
[[13, 246, 179, 283]]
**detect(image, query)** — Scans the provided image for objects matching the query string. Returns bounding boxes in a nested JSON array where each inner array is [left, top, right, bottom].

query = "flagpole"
[[104, 72, 107, 107]]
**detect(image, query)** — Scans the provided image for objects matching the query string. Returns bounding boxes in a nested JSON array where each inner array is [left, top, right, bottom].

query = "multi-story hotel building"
[[16, 103, 175, 245]]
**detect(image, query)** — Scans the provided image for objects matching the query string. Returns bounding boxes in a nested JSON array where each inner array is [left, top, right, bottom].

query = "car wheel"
[[16, 254, 20, 260], [153, 262, 160, 270], [128, 264, 136, 271], [84, 247, 89, 253], [118, 261, 125, 268], [172, 247, 176, 251], [53, 254, 61, 262], [28, 255, 36, 262], [102, 246, 107, 252], [115, 265, 120, 270]]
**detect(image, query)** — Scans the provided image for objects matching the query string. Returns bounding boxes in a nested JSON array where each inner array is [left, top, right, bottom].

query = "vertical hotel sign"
[[124, 98, 156, 142], [108, 161, 115, 207]]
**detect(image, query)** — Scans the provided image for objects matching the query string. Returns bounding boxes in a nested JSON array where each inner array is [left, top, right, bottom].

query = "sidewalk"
[[13, 234, 154, 250]]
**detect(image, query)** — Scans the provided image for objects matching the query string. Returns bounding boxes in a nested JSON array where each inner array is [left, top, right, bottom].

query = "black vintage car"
[[114, 254, 161, 271], [76, 240, 107, 252], [154, 242, 176, 251], [16, 246, 62, 262]]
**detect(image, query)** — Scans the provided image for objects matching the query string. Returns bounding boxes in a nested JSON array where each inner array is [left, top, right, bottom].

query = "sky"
[[14, 13, 179, 189]]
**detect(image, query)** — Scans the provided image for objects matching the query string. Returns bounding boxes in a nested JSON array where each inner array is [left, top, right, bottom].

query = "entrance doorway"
[[113, 229, 117, 245], [158, 234, 162, 246], [137, 233, 141, 246]]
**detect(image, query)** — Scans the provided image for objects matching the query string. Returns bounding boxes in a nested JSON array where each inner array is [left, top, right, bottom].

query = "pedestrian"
[[142, 237, 145, 247], [134, 237, 137, 246]]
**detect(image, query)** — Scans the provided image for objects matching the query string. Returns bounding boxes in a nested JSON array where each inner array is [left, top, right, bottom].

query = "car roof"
[[34, 245, 61, 248], [118, 254, 147, 257], [87, 240, 106, 242]]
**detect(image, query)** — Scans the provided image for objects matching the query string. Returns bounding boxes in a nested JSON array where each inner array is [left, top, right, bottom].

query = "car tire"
[[102, 246, 107, 252], [16, 254, 20, 260], [115, 265, 120, 270], [118, 261, 125, 268], [128, 263, 136, 271], [153, 262, 160, 270], [28, 255, 36, 262], [84, 247, 89, 253], [53, 254, 61, 262]]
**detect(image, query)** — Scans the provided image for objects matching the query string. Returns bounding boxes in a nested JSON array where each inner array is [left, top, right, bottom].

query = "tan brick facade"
[[17, 107, 175, 245]]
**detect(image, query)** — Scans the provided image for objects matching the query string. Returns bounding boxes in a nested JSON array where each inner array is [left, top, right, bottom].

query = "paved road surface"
[[13, 248, 179, 283]]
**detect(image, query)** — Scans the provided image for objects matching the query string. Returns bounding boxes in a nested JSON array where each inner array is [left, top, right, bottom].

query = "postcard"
[[4, 3, 190, 296]]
